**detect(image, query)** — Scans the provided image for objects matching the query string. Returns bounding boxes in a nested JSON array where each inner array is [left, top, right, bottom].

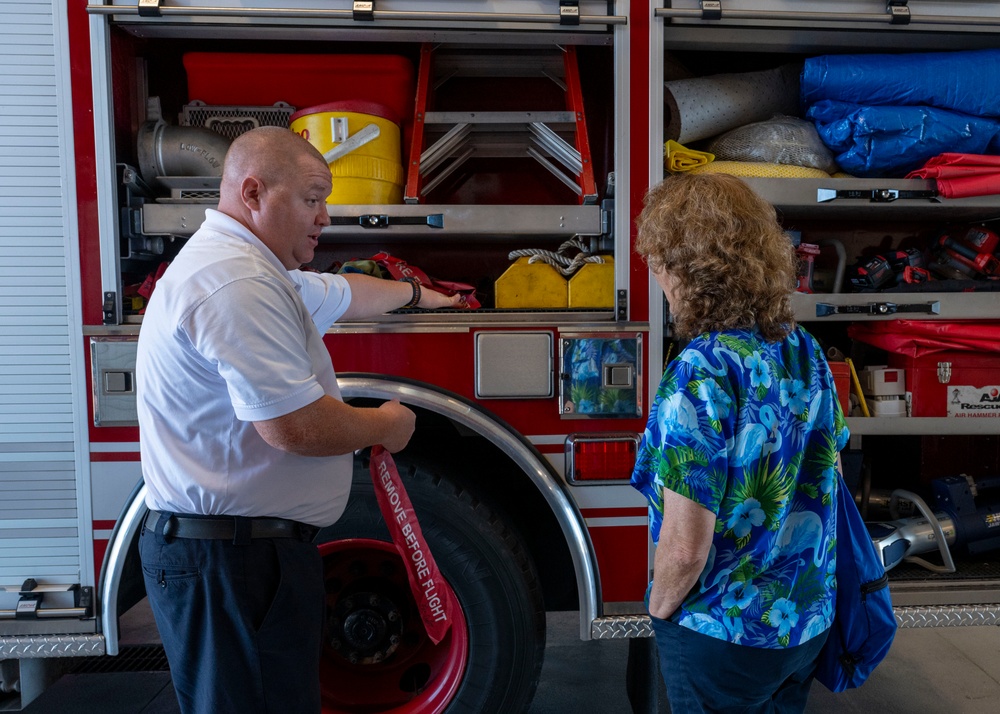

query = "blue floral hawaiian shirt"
[[631, 326, 850, 649]]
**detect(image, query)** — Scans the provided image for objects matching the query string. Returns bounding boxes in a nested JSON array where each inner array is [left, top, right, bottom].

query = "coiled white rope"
[[507, 238, 606, 276]]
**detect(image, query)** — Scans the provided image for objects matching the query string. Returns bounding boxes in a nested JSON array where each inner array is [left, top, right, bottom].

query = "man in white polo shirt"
[[136, 126, 462, 714]]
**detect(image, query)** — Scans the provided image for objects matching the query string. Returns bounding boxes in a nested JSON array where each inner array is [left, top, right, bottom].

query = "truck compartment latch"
[[817, 188, 939, 203], [700, 1, 723, 21], [887, 1, 911, 25], [16, 579, 42, 618], [136, 0, 162, 18], [102, 291, 118, 325], [353, 1, 374, 22], [559, 1, 580, 26], [815, 301, 940, 318], [328, 214, 445, 229], [2, 582, 94, 620]]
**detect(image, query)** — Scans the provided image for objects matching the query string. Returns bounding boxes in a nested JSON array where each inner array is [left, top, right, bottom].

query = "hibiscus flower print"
[[779, 378, 809, 416], [721, 580, 758, 611], [819, 466, 836, 496], [727, 497, 765, 538], [766, 598, 799, 640], [744, 351, 771, 389], [697, 379, 732, 421]]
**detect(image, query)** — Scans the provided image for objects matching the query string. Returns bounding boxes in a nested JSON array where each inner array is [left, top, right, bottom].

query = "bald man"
[[136, 127, 461, 713]]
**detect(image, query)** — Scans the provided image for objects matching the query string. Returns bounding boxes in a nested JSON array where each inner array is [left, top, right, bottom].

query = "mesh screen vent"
[[180, 101, 296, 141], [172, 189, 222, 201]]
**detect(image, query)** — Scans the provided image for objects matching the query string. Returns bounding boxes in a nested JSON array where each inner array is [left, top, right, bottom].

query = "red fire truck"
[[4, 1, 1000, 711]]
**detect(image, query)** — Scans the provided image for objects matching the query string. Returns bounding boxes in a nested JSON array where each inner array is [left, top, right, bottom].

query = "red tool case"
[[888, 350, 1000, 417]]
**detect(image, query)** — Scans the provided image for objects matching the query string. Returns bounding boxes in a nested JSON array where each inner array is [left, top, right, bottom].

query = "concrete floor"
[[541, 616, 1000, 714], [804, 625, 1000, 714], [9, 603, 1000, 713]]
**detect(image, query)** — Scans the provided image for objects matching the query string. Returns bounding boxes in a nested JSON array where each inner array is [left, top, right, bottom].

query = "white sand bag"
[[664, 63, 801, 144]]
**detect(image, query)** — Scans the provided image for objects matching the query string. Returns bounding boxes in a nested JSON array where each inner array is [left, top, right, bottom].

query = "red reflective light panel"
[[572, 439, 637, 481]]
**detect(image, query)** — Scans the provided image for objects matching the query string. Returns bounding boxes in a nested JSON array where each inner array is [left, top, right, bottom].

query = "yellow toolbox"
[[494, 257, 568, 309], [568, 257, 615, 308]]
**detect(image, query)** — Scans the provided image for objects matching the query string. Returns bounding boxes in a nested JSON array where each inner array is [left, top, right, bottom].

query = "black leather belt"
[[145, 510, 318, 542]]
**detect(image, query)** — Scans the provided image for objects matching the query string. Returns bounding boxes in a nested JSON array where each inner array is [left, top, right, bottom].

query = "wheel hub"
[[319, 538, 469, 713], [328, 591, 403, 665]]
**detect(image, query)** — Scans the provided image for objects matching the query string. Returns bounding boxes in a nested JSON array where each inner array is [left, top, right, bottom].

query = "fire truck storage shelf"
[[140, 203, 606, 240]]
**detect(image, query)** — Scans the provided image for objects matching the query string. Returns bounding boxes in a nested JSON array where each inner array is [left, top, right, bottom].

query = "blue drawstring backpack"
[[815, 473, 897, 692]]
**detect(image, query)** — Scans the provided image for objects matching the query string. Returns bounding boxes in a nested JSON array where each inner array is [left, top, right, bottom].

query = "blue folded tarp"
[[807, 101, 1000, 178], [801, 49, 1000, 118], [801, 49, 1000, 177]]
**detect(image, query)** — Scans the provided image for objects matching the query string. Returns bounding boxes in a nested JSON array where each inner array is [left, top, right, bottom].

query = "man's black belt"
[[145, 510, 318, 542]]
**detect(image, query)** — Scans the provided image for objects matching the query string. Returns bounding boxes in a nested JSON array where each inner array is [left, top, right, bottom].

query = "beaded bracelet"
[[402, 277, 421, 308]]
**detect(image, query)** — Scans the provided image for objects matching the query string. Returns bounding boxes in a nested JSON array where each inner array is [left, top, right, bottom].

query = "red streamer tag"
[[369, 445, 455, 644]]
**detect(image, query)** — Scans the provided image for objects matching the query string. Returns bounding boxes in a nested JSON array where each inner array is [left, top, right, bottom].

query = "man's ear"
[[241, 176, 263, 211]]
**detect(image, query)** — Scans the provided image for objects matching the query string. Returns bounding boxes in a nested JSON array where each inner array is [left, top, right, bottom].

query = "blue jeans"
[[139, 515, 325, 714], [650, 615, 829, 714]]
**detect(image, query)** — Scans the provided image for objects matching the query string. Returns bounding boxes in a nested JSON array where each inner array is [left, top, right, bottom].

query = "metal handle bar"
[[655, 5, 998, 27], [87, 3, 627, 25]]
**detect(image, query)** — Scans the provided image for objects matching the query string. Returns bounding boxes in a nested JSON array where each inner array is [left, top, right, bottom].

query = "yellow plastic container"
[[494, 257, 568, 309], [568, 257, 615, 308], [290, 101, 404, 204]]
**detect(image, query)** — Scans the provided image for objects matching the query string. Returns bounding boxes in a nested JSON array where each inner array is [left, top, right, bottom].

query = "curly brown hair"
[[634, 173, 797, 342]]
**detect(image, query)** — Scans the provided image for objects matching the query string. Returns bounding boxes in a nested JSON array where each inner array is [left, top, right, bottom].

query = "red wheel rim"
[[318, 538, 468, 714]]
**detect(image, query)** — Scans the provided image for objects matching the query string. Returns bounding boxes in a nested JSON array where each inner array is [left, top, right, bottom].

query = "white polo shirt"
[[137, 210, 354, 527]]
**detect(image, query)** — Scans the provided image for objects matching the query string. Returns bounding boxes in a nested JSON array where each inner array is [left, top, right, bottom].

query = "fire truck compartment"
[[109, 28, 618, 322]]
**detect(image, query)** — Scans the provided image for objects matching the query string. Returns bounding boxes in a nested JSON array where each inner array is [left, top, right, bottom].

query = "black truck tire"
[[315, 453, 546, 713]]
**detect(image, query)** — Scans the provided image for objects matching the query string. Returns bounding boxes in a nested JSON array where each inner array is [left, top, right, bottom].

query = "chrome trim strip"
[[99, 486, 149, 657], [339, 375, 600, 640]]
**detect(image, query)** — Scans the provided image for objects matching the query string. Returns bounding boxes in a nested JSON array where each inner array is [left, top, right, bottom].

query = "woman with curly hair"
[[631, 173, 850, 713]]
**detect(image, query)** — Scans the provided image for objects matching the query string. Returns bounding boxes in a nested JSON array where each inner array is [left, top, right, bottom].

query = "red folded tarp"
[[906, 154, 1000, 198], [848, 320, 1000, 358]]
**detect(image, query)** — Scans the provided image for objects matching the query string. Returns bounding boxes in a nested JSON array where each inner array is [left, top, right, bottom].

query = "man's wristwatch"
[[402, 277, 422, 308]]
